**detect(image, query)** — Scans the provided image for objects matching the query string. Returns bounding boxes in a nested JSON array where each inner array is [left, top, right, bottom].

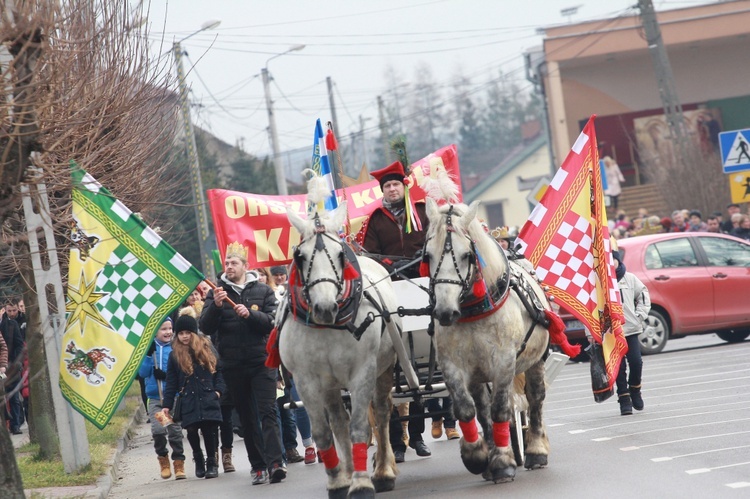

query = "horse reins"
[[293, 213, 346, 302], [425, 205, 477, 300]]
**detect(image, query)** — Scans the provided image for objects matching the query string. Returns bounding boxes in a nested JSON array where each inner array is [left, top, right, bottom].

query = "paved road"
[[110, 334, 750, 498]]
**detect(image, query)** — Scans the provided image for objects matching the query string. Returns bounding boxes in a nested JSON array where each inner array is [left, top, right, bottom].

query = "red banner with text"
[[208, 145, 461, 269]]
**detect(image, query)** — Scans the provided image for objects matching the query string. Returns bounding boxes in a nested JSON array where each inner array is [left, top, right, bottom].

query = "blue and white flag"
[[311, 119, 338, 211]]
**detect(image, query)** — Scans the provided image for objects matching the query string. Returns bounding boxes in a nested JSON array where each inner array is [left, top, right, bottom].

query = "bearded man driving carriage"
[[357, 160, 436, 463]]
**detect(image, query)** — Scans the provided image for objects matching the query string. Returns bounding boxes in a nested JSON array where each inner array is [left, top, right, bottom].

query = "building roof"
[[463, 135, 547, 203]]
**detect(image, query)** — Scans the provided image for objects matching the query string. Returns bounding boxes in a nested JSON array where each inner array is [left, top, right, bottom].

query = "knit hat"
[[370, 161, 407, 190], [174, 307, 198, 334], [270, 265, 288, 276]]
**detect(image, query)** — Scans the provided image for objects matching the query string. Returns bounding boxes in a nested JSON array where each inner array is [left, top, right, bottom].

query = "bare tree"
[[637, 138, 729, 217], [1, 0, 183, 487]]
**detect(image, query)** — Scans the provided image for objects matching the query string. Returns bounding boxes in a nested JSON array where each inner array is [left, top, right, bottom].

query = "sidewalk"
[[11, 404, 146, 499]]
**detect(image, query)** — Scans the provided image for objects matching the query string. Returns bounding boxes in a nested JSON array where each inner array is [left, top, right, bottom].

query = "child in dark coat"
[[162, 308, 226, 479]]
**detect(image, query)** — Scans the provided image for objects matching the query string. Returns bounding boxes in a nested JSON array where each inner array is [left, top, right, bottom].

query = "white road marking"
[[650, 445, 750, 461], [685, 461, 750, 474], [615, 430, 750, 449], [568, 410, 750, 436], [726, 482, 750, 489]]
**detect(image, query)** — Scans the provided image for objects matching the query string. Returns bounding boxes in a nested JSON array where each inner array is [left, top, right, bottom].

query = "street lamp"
[[262, 44, 306, 196], [173, 20, 221, 278]]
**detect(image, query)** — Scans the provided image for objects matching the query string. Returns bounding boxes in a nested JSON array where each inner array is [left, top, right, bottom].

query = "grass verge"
[[17, 384, 141, 489]]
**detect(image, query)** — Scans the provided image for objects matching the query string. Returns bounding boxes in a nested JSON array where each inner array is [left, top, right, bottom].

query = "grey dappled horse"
[[422, 198, 551, 483], [281, 204, 399, 499]]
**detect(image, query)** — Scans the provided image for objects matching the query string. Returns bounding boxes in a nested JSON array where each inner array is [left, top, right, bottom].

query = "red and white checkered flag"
[[517, 116, 626, 396]]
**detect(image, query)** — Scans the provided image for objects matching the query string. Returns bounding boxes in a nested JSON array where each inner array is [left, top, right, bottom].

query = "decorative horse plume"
[[421, 166, 460, 204], [301, 168, 331, 211]]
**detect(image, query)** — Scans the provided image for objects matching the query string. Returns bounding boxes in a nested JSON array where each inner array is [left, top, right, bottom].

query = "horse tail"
[[544, 310, 582, 358]]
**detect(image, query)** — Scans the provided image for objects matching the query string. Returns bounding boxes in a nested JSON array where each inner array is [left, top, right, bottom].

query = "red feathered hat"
[[371, 161, 407, 190]]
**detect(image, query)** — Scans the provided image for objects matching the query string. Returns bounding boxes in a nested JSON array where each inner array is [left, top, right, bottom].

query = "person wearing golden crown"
[[199, 242, 286, 485]]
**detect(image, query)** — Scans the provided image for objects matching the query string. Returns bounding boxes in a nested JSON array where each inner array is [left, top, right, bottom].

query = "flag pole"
[[203, 279, 237, 308], [326, 121, 351, 237]]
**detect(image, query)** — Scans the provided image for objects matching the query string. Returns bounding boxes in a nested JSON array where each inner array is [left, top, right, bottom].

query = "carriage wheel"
[[510, 408, 527, 466]]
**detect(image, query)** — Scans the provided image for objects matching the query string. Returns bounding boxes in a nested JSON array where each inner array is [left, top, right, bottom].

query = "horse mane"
[[429, 203, 507, 285], [423, 169, 506, 284]]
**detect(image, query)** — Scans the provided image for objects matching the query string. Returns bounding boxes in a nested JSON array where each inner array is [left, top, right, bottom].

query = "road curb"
[[85, 403, 147, 499]]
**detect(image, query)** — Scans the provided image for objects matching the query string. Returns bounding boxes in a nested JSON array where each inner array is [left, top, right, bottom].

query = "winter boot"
[[194, 450, 206, 478], [431, 419, 443, 439], [630, 386, 644, 411], [173, 459, 187, 480], [222, 448, 235, 473], [619, 394, 633, 416], [205, 454, 219, 479], [158, 455, 171, 479]]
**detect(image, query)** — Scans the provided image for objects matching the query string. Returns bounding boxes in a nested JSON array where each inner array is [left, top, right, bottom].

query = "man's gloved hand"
[[153, 368, 167, 380]]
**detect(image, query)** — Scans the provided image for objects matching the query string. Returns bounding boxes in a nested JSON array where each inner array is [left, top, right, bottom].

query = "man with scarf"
[[360, 160, 432, 462], [360, 160, 427, 279], [612, 250, 651, 416]]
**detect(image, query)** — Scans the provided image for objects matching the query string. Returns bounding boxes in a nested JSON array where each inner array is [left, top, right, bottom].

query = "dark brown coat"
[[362, 202, 429, 259]]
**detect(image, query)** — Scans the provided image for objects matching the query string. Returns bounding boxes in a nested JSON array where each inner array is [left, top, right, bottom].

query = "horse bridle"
[[292, 213, 347, 302], [423, 205, 477, 300]]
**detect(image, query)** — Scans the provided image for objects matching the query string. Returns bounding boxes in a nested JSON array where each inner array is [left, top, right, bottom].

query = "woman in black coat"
[[163, 310, 225, 479]]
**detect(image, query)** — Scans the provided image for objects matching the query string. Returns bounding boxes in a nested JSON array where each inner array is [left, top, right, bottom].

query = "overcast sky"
[[144, 0, 708, 161]]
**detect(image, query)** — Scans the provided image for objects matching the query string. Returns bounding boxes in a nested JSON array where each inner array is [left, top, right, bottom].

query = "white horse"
[[281, 204, 399, 499], [422, 197, 554, 483]]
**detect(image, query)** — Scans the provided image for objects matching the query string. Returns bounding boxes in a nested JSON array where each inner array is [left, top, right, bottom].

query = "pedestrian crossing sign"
[[719, 129, 750, 173], [728, 172, 750, 204]]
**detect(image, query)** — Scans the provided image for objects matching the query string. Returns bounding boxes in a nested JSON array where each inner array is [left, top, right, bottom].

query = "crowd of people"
[[9, 154, 746, 487], [606, 203, 750, 241]]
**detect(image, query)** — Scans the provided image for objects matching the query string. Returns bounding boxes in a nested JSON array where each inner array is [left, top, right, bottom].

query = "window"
[[644, 238, 698, 269], [699, 237, 750, 267], [485, 202, 505, 229]]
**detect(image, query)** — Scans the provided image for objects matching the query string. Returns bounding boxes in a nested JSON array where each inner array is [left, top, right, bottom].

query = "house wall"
[[542, 1, 750, 166], [472, 145, 550, 229]]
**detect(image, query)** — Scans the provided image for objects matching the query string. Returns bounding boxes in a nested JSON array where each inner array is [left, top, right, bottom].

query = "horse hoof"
[[481, 469, 492, 482], [460, 438, 489, 475], [524, 453, 548, 470], [328, 487, 349, 499], [461, 454, 489, 475], [491, 466, 516, 484], [372, 476, 396, 492], [347, 487, 376, 499]]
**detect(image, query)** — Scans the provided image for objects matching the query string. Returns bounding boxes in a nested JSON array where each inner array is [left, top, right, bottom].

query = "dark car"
[[561, 232, 750, 355]]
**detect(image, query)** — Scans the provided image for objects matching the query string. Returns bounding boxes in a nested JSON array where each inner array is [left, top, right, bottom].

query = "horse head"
[[423, 198, 482, 326], [287, 203, 349, 325]]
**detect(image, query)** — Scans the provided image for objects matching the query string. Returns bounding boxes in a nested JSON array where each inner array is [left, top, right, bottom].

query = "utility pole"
[[262, 67, 287, 195], [261, 44, 305, 196], [359, 116, 370, 167], [377, 96, 390, 164], [637, 0, 688, 158], [326, 77, 339, 136], [174, 42, 214, 278], [525, 49, 557, 175], [326, 76, 342, 188], [21, 181, 91, 473]]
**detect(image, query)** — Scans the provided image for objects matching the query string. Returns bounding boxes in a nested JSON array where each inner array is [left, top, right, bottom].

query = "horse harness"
[[282, 213, 388, 340], [425, 205, 551, 358]]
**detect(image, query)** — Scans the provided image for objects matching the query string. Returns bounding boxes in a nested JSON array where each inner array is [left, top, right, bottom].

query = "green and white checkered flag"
[[60, 162, 205, 429]]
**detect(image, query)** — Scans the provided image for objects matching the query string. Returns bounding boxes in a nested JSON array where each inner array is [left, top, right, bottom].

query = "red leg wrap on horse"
[[493, 421, 510, 447], [352, 443, 368, 472], [319, 445, 340, 470], [459, 419, 479, 443]]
